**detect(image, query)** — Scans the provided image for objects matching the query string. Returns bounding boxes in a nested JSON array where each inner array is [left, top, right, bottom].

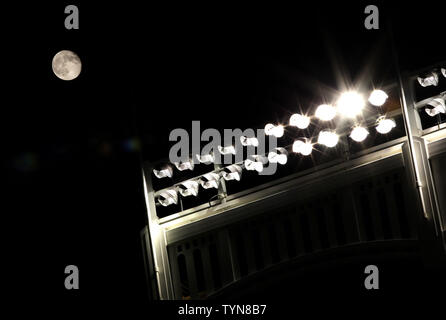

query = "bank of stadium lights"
[[368, 90, 388, 107], [315, 104, 337, 121], [350, 126, 369, 142], [318, 130, 339, 147], [425, 97, 446, 117], [418, 71, 439, 87], [292, 139, 313, 156], [289, 113, 310, 129], [376, 116, 396, 134], [264, 123, 285, 138], [268, 147, 288, 165], [240, 136, 259, 147], [336, 91, 366, 118], [244, 155, 268, 172]]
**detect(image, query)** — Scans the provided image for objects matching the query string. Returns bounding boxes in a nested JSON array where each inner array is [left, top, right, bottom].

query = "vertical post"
[[142, 165, 175, 299], [398, 74, 445, 255]]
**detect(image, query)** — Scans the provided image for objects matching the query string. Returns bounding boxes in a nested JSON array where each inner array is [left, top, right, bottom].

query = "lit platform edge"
[[142, 125, 446, 245]]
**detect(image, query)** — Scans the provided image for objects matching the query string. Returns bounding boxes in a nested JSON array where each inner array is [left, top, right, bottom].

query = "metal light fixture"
[[240, 136, 259, 147], [218, 145, 236, 155], [196, 153, 214, 164], [244, 155, 268, 172], [376, 116, 396, 134], [292, 140, 313, 156], [153, 165, 173, 179], [337, 91, 365, 118], [264, 123, 284, 138], [267, 147, 288, 165], [318, 130, 339, 147], [222, 164, 242, 181], [198, 172, 220, 189], [178, 180, 199, 197], [425, 97, 446, 117], [157, 189, 178, 207], [174, 158, 194, 171], [417, 71, 439, 87], [368, 90, 388, 107], [289, 113, 310, 129], [315, 104, 336, 121], [350, 126, 369, 142]]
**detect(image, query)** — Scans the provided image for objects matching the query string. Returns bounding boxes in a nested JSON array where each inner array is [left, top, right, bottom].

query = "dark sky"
[[3, 1, 445, 313]]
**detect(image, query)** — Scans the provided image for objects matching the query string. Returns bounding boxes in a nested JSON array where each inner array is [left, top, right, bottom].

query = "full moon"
[[52, 50, 82, 81]]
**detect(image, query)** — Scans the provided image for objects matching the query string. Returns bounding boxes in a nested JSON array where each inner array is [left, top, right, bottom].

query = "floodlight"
[[292, 140, 312, 156], [376, 117, 396, 134], [222, 164, 242, 181], [318, 130, 339, 147], [178, 180, 199, 197], [174, 158, 194, 171], [289, 113, 310, 129], [244, 155, 268, 172], [153, 165, 173, 179], [337, 91, 365, 118], [218, 145, 236, 155], [264, 123, 284, 138], [199, 172, 220, 189], [425, 97, 446, 117], [268, 147, 288, 165], [417, 72, 439, 87], [240, 136, 259, 147], [196, 153, 214, 164], [368, 90, 388, 107], [157, 189, 178, 207], [350, 126, 369, 142], [315, 104, 336, 121]]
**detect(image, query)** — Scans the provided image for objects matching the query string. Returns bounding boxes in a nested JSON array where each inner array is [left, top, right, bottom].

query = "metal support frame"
[[398, 74, 445, 254]]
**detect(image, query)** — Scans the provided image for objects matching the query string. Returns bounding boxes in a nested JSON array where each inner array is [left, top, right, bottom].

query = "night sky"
[[3, 1, 445, 313]]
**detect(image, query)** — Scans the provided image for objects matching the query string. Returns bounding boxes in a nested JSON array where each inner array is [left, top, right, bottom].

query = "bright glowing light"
[[337, 91, 365, 118], [292, 140, 312, 156], [425, 97, 446, 117], [240, 136, 259, 147], [199, 173, 220, 189], [318, 130, 339, 147], [289, 113, 310, 129], [218, 145, 236, 155], [268, 147, 288, 165], [418, 72, 439, 87], [368, 90, 388, 106], [350, 126, 369, 142], [244, 155, 268, 172], [153, 165, 173, 179], [158, 189, 178, 207], [174, 158, 194, 171], [376, 117, 396, 134], [196, 153, 214, 164], [264, 123, 284, 137], [178, 180, 199, 197], [315, 104, 336, 121], [222, 165, 242, 181], [442, 68, 446, 78]]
